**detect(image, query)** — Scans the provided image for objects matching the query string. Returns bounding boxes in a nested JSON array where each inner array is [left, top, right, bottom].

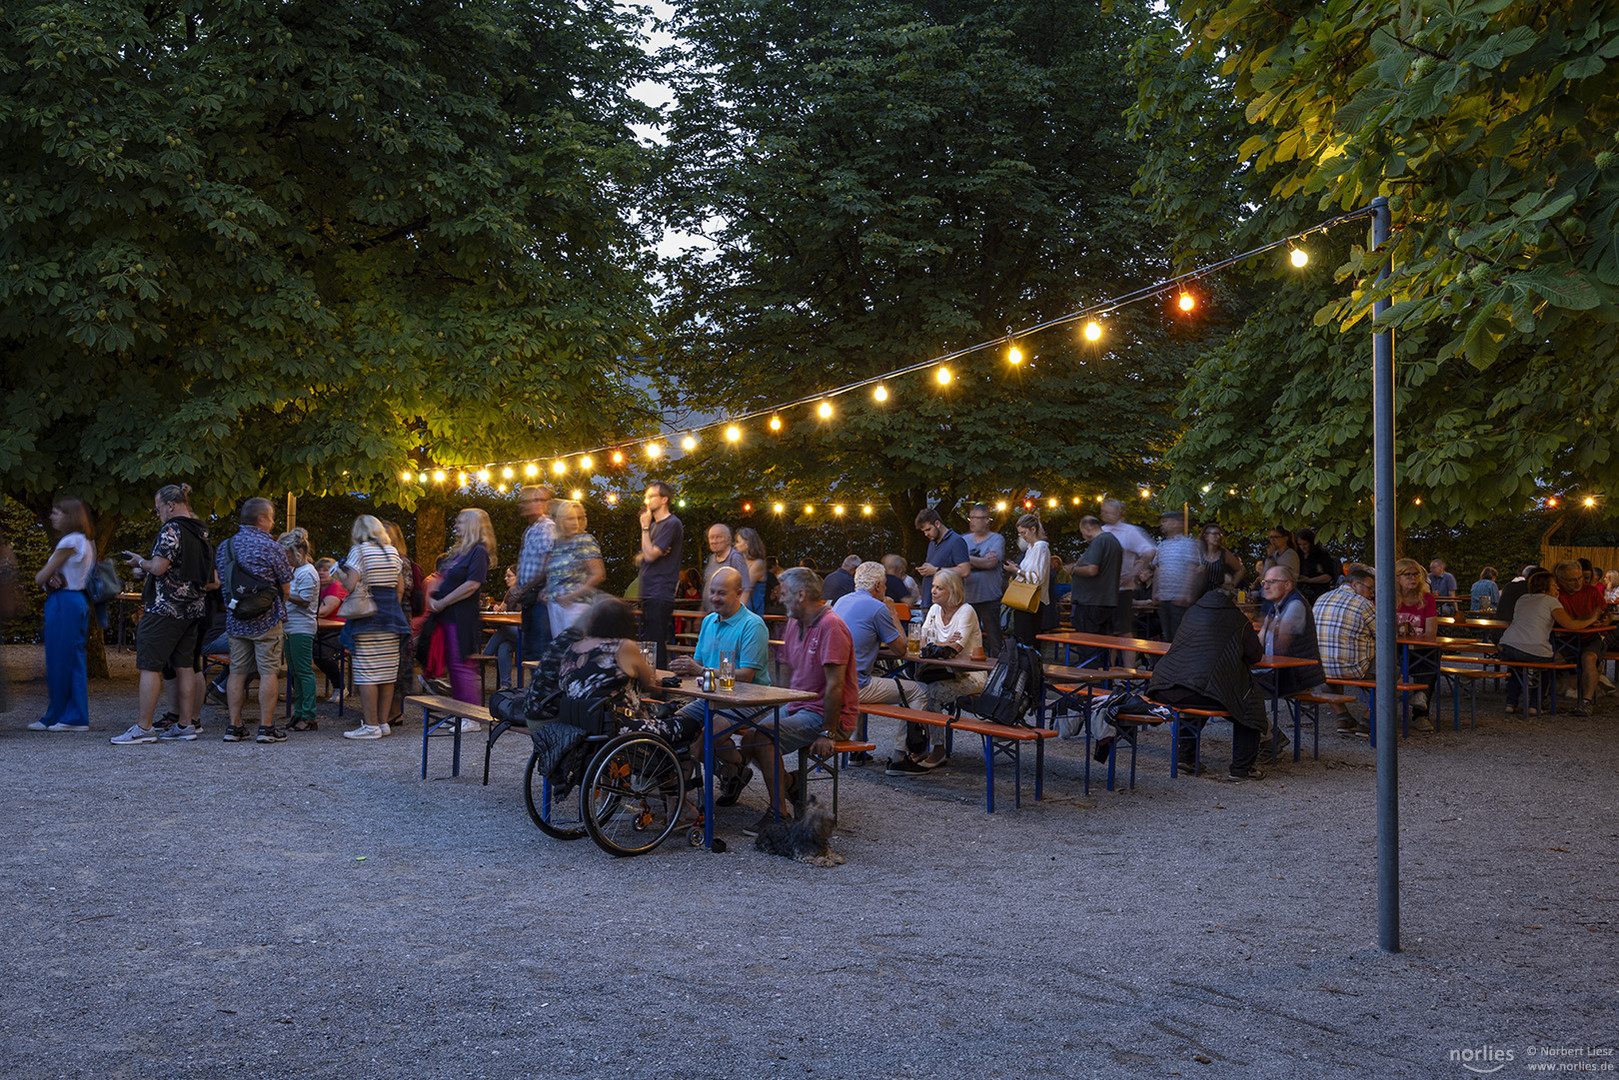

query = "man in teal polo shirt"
[[670, 567, 772, 803]]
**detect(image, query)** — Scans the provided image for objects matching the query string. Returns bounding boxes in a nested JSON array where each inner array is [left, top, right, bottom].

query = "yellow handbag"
[[1002, 575, 1040, 613]]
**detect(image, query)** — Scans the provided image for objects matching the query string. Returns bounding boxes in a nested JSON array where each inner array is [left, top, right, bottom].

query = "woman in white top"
[[918, 567, 987, 717], [279, 530, 321, 731], [336, 514, 411, 739], [1009, 513, 1050, 651], [30, 497, 96, 731], [1497, 570, 1598, 715]]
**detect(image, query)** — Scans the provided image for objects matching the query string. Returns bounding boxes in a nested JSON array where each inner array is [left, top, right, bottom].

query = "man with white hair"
[[701, 522, 751, 613], [822, 553, 862, 608], [832, 560, 922, 709]]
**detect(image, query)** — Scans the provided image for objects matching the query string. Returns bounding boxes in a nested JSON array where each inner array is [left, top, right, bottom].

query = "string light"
[[645, 443, 661, 459], [873, 385, 888, 403], [433, 470, 446, 483], [552, 460, 566, 475], [773, 503, 785, 514], [1071, 496, 1081, 505], [417, 472, 428, 483], [834, 505, 845, 516], [1178, 291, 1196, 312], [1007, 343, 1024, 365], [936, 366, 952, 385], [1047, 498, 1058, 509], [477, 469, 489, 483], [769, 415, 782, 432], [1547, 497, 1560, 508], [1584, 496, 1597, 507], [1083, 320, 1102, 342], [497, 483, 507, 493], [1140, 488, 1151, 499], [995, 501, 1008, 512], [817, 400, 833, 420], [525, 464, 538, 477], [725, 425, 741, 442], [580, 455, 592, 470], [606, 492, 619, 506], [742, 502, 753, 513], [862, 505, 873, 516], [399, 470, 412, 482], [682, 434, 697, 451], [804, 505, 814, 515], [502, 466, 514, 479], [457, 472, 468, 486], [571, 489, 583, 500], [611, 450, 624, 465], [1414, 497, 1423, 505], [1290, 247, 1309, 268]]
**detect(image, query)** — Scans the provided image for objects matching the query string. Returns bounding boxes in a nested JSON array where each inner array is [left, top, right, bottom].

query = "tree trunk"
[[888, 487, 930, 566], [415, 500, 446, 570]]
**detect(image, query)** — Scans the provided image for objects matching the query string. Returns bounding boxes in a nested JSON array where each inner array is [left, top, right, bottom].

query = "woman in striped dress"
[[337, 515, 411, 740]]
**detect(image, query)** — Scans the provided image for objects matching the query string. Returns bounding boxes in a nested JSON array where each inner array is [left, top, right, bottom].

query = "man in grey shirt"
[[1065, 516, 1121, 666], [963, 503, 1005, 656], [701, 523, 751, 614]]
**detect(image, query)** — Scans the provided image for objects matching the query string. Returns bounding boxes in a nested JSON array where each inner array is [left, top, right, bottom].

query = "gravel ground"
[[0, 644, 1614, 1080]]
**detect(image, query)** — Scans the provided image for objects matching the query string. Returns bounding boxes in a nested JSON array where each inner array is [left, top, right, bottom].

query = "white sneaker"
[[343, 724, 383, 740], [378, 722, 391, 737], [452, 718, 481, 733], [45, 722, 88, 732], [1565, 686, 1579, 700], [110, 723, 159, 745], [26, 720, 49, 731]]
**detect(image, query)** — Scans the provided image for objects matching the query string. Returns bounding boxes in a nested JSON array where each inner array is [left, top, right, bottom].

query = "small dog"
[[753, 797, 844, 866]]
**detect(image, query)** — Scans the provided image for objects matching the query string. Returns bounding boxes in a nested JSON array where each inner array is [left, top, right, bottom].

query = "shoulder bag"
[[1003, 574, 1040, 613]]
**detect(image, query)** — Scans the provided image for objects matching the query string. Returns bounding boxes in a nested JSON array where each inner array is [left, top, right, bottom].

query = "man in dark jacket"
[[1147, 565, 1267, 781]]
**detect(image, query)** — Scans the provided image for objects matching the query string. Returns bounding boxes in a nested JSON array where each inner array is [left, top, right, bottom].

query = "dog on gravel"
[[753, 797, 844, 866]]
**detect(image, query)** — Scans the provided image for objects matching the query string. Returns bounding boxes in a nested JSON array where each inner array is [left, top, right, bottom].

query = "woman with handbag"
[[336, 514, 411, 740], [1006, 513, 1050, 651]]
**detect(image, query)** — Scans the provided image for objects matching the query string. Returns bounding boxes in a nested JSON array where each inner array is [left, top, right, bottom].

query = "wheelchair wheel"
[[581, 733, 685, 857], [524, 750, 586, 841]]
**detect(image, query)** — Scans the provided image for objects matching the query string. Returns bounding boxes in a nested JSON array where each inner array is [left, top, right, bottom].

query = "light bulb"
[[502, 466, 514, 479], [571, 489, 583, 500], [417, 472, 428, 483], [936, 366, 952, 385], [725, 425, 741, 442], [834, 505, 844, 516], [773, 503, 785, 514], [1072, 496, 1081, 505], [552, 460, 565, 475], [645, 443, 661, 459], [995, 501, 1007, 512], [1048, 498, 1058, 509], [1547, 497, 1559, 508], [497, 483, 507, 493], [1007, 343, 1023, 365], [399, 471, 412, 482], [457, 472, 468, 486], [477, 469, 489, 482], [579, 456, 592, 470], [682, 434, 697, 451], [606, 493, 619, 505], [817, 400, 833, 420], [873, 384, 888, 403], [1584, 496, 1596, 507], [803, 505, 813, 515], [432, 470, 446, 483], [1290, 247, 1309, 268], [611, 450, 624, 465], [769, 415, 782, 432], [1178, 291, 1195, 312], [524, 463, 538, 477], [862, 505, 872, 516], [1083, 320, 1102, 342], [742, 502, 752, 513]]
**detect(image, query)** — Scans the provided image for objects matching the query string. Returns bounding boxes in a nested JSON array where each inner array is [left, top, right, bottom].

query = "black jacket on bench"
[[1147, 589, 1267, 732]]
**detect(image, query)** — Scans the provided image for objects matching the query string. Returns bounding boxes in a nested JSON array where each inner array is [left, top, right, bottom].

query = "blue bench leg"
[[982, 734, 994, 813]]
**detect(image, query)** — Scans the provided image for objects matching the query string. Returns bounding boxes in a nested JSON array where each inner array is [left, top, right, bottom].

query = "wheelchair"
[[522, 693, 701, 857]]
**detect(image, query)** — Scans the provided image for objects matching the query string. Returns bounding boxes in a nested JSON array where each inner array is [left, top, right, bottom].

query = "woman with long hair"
[[1393, 556, 1440, 728], [1197, 523, 1245, 595], [428, 507, 496, 710], [735, 527, 769, 614], [1257, 525, 1300, 580], [1009, 513, 1050, 651], [337, 514, 411, 739], [29, 497, 95, 731]]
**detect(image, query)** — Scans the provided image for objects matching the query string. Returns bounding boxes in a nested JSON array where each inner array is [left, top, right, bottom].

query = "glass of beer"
[[718, 652, 735, 692]]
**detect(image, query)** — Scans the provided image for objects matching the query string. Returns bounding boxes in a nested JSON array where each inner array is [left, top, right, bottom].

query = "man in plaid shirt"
[[1311, 564, 1376, 735]]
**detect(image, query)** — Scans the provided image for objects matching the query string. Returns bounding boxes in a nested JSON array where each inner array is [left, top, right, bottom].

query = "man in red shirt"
[[743, 567, 859, 835], [1555, 560, 1610, 715]]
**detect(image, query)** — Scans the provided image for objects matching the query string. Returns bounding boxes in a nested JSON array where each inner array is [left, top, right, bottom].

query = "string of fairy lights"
[[397, 206, 1435, 513]]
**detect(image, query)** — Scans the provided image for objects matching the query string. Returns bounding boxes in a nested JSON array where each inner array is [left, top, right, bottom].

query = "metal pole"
[[1370, 195, 1399, 953]]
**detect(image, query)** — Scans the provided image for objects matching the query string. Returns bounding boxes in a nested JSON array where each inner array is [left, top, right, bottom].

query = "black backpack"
[[221, 535, 277, 621], [958, 642, 1043, 727]]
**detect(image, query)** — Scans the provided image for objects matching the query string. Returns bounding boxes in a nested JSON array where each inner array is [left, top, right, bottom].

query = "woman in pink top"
[[1394, 558, 1439, 727]]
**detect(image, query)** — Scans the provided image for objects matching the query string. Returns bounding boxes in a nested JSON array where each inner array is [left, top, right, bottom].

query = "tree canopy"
[[651, 0, 1201, 545], [1131, 0, 1619, 532], [0, 0, 659, 521]]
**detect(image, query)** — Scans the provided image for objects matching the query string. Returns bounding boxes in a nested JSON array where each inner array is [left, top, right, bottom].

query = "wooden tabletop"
[[480, 611, 522, 625], [1439, 615, 1509, 629], [317, 618, 345, 630], [673, 609, 788, 621], [656, 675, 818, 708], [1039, 631, 1170, 655]]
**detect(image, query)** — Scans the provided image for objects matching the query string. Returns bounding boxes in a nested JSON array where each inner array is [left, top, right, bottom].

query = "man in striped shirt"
[[1312, 564, 1377, 735]]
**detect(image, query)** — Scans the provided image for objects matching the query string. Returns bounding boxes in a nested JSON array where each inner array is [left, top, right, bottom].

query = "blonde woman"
[[1393, 556, 1439, 728], [337, 515, 410, 739], [544, 500, 605, 633], [427, 508, 496, 707], [911, 568, 985, 770], [1010, 513, 1050, 651]]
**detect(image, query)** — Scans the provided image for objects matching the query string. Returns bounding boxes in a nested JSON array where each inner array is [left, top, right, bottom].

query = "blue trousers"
[[42, 590, 90, 727]]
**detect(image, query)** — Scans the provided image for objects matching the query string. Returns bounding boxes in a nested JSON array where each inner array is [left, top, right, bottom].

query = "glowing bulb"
[[1290, 247, 1309, 268], [682, 434, 697, 451], [417, 472, 428, 483], [477, 469, 489, 483], [433, 470, 446, 483], [1584, 496, 1596, 508], [995, 501, 1008, 512], [606, 493, 619, 506], [862, 505, 873, 516], [1024, 500, 1034, 510], [1414, 497, 1422, 505], [525, 463, 538, 477], [1072, 496, 1081, 505], [677, 499, 686, 508], [645, 443, 661, 459], [1048, 498, 1058, 509], [773, 503, 785, 514], [580, 456, 592, 470], [552, 460, 565, 475], [1007, 343, 1024, 365], [742, 502, 752, 513], [497, 483, 507, 493], [1097, 495, 1105, 502], [834, 505, 845, 516], [400, 470, 412, 482], [571, 489, 583, 500], [725, 425, 741, 442], [502, 467, 514, 479], [457, 472, 468, 486], [1547, 497, 1559, 508], [611, 450, 624, 465], [1228, 488, 1236, 495], [1140, 488, 1151, 499], [769, 415, 782, 432], [817, 400, 833, 420], [1083, 320, 1102, 342], [804, 505, 814, 515], [872, 385, 889, 404], [1178, 291, 1195, 312], [936, 366, 952, 385]]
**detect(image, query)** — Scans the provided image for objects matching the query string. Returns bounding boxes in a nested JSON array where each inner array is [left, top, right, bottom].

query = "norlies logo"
[[1451, 1046, 1516, 1074]]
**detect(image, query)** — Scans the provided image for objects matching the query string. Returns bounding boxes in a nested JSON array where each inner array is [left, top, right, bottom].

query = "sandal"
[[288, 718, 319, 732]]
